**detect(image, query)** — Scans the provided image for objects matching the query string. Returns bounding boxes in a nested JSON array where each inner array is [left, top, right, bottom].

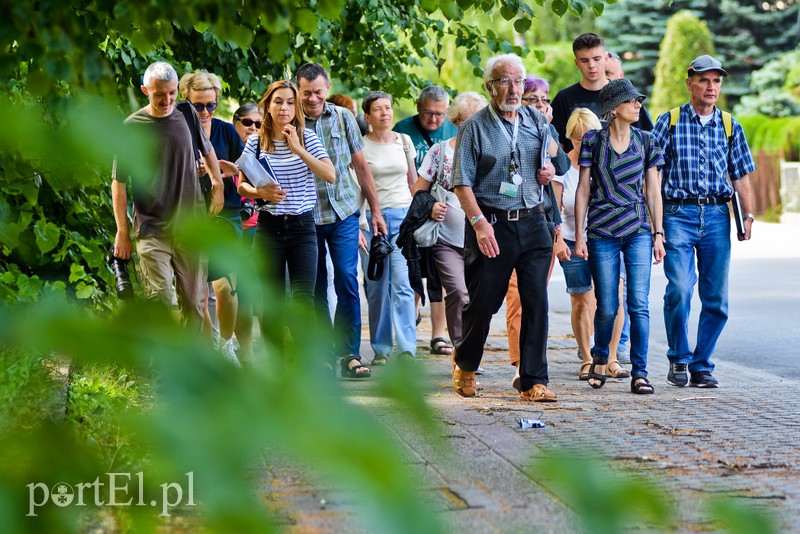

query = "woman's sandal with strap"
[[452, 363, 476, 397], [631, 376, 655, 395], [578, 361, 592, 381], [430, 337, 453, 355], [607, 361, 631, 379], [341, 358, 371, 379]]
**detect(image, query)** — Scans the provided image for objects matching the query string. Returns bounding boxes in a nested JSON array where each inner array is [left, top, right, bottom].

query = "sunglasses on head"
[[190, 102, 218, 113], [239, 118, 262, 128]]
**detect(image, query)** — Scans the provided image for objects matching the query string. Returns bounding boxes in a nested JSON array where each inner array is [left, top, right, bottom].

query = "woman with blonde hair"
[[179, 70, 244, 365], [238, 81, 335, 322]]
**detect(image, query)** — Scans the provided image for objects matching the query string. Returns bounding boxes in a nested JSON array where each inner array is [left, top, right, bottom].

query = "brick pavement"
[[260, 216, 800, 532]]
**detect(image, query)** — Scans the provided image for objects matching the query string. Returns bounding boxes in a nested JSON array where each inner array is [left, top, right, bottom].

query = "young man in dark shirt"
[[551, 34, 653, 153]]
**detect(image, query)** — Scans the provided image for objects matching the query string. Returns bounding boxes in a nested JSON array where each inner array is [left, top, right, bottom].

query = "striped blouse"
[[242, 129, 330, 216], [579, 127, 664, 239]]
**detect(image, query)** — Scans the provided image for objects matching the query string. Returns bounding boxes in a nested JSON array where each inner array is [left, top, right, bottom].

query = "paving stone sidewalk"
[[259, 298, 800, 532]]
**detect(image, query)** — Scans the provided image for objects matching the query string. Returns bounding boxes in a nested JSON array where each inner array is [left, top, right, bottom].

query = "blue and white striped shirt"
[[242, 129, 329, 216], [652, 103, 755, 200]]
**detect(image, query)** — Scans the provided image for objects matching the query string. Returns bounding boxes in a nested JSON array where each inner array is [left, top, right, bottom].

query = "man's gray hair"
[[418, 85, 449, 105], [483, 54, 526, 84], [142, 62, 178, 88]]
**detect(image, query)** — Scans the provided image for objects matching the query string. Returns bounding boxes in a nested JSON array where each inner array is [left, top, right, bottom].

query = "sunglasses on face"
[[522, 97, 550, 105], [191, 102, 218, 113], [238, 118, 262, 128]]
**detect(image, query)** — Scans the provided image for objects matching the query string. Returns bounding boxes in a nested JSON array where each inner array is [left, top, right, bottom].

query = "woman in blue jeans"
[[573, 79, 665, 394]]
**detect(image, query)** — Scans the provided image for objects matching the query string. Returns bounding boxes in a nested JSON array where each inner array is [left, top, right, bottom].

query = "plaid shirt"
[[452, 104, 549, 211], [305, 103, 365, 225], [652, 103, 756, 200]]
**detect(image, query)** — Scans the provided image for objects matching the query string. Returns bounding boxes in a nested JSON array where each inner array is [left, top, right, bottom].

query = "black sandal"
[[588, 363, 607, 389], [631, 376, 654, 395], [430, 337, 453, 355], [341, 358, 371, 379]]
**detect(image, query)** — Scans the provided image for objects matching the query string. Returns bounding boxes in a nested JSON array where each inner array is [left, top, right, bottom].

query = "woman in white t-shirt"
[[359, 91, 417, 364], [412, 92, 487, 353], [552, 107, 629, 382], [238, 80, 334, 316]]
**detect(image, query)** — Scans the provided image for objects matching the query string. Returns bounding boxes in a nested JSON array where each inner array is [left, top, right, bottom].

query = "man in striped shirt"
[[296, 63, 386, 378], [652, 55, 756, 389]]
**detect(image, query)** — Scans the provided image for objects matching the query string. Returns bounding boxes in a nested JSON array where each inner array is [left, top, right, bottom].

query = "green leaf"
[[75, 281, 94, 299], [514, 17, 532, 34], [500, 4, 517, 20], [69, 263, 87, 284], [534, 49, 546, 63], [551, 0, 568, 16], [34, 219, 61, 254]]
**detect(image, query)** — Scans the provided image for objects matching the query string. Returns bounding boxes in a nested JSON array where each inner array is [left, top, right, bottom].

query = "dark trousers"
[[455, 210, 553, 392], [255, 210, 318, 311]]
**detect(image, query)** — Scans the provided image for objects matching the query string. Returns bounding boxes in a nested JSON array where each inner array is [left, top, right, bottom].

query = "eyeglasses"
[[490, 77, 526, 88], [238, 118, 262, 128], [522, 96, 550, 105], [422, 111, 445, 119], [626, 97, 645, 105], [191, 101, 218, 113]]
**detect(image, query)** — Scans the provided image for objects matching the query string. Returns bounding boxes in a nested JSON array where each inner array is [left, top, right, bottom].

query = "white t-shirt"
[[418, 140, 464, 248], [552, 165, 586, 242], [362, 133, 415, 210]]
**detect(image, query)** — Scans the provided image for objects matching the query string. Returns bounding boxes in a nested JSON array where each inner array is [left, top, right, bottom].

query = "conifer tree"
[[650, 11, 718, 116], [597, 0, 800, 106]]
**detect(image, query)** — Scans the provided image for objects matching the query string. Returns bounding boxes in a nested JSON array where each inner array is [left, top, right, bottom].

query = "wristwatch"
[[470, 214, 485, 226]]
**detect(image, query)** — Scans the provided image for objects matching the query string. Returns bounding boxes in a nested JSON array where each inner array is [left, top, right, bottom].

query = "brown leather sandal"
[[607, 361, 631, 379], [452, 364, 476, 397], [578, 361, 592, 381]]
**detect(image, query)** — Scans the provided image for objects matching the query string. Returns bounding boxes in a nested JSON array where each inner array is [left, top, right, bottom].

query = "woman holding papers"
[[238, 80, 334, 314], [573, 79, 664, 395]]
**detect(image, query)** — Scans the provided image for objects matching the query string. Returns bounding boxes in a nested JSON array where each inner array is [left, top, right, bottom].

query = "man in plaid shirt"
[[652, 55, 756, 389], [296, 63, 386, 378]]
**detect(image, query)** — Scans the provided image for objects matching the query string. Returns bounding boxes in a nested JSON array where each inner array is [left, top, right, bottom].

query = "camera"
[[107, 248, 134, 300]]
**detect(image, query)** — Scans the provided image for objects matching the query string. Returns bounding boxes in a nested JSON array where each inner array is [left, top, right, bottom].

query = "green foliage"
[[0, 349, 63, 432], [598, 0, 800, 105], [525, 41, 578, 95], [734, 46, 800, 117], [650, 10, 717, 116], [0, 295, 445, 532], [738, 114, 800, 159]]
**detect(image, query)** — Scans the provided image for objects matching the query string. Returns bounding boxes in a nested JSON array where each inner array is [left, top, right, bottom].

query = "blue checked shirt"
[[452, 105, 552, 211], [305, 103, 365, 225], [652, 103, 756, 200]]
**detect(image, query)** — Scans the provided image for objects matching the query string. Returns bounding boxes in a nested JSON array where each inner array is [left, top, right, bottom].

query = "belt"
[[664, 196, 730, 206], [481, 204, 544, 221]]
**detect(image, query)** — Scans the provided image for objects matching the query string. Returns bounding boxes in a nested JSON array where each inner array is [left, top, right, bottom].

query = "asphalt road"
[[548, 215, 800, 381]]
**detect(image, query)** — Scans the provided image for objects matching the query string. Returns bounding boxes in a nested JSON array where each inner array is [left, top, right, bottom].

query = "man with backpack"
[[112, 61, 223, 324], [653, 55, 756, 389]]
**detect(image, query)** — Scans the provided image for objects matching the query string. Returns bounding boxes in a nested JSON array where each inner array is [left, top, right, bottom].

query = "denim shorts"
[[558, 239, 592, 295]]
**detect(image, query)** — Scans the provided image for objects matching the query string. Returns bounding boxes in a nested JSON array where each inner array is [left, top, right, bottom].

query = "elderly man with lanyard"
[[653, 55, 755, 389], [451, 53, 568, 401]]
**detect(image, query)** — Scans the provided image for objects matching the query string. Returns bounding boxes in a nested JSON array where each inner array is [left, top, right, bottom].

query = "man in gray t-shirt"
[[112, 61, 223, 324]]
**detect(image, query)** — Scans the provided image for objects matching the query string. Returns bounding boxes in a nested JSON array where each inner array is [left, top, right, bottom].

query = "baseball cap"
[[687, 55, 728, 77]]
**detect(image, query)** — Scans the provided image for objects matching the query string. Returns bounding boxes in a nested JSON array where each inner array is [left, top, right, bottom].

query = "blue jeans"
[[315, 213, 362, 359], [619, 261, 630, 349], [663, 203, 730, 374], [588, 233, 653, 378], [359, 208, 416, 357]]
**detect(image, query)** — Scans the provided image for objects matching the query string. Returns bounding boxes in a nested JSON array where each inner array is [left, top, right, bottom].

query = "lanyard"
[[489, 105, 522, 183]]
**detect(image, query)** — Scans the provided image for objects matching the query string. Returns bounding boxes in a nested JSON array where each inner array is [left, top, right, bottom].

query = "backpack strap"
[[721, 110, 733, 143], [176, 101, 201, 162]]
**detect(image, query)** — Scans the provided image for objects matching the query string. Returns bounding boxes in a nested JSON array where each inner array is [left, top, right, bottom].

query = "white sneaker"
[[220, 338, 241, 367]]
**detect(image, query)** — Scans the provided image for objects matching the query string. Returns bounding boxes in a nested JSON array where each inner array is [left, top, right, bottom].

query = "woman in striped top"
[[573, 79, 665, 395], [238, 80, 334, 313]]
